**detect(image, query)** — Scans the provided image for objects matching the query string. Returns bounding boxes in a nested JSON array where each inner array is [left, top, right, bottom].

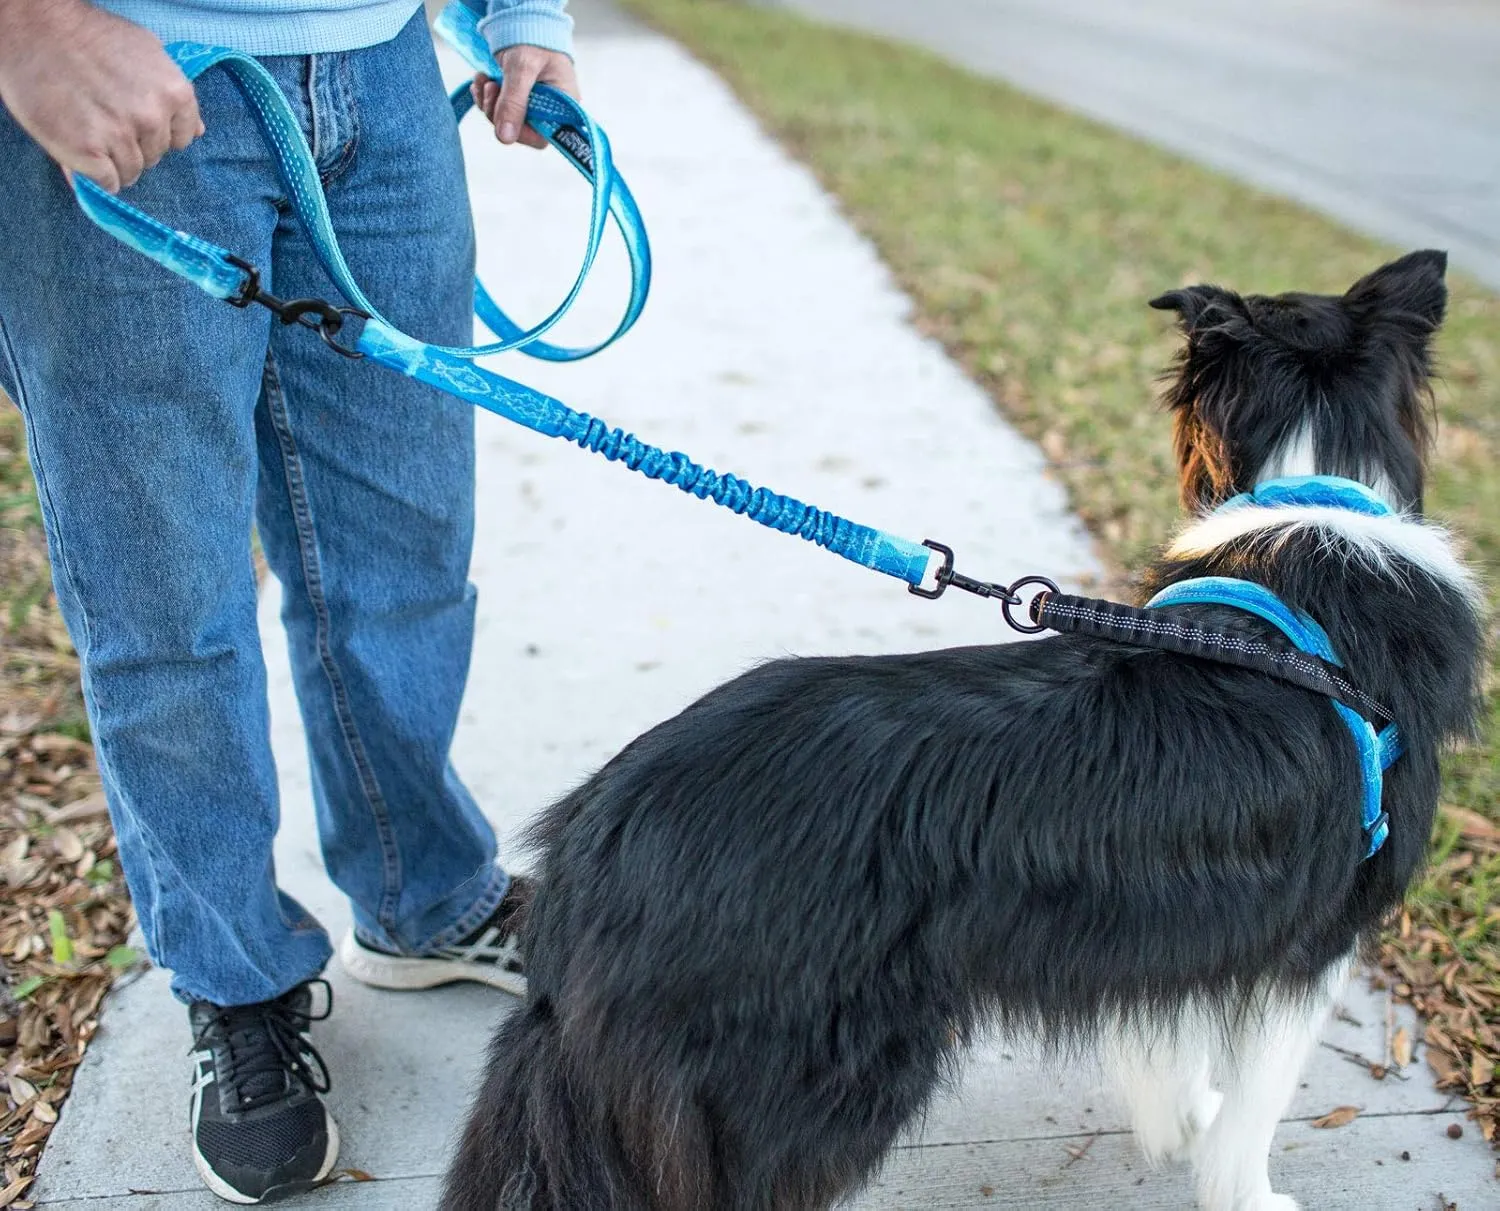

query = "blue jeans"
[[0, 11, 509, 1006]]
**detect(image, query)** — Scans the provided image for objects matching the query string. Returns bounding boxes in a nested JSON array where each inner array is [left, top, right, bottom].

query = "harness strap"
[[1033, 563, 1398, 860], [1031, 592, 1392, 725]]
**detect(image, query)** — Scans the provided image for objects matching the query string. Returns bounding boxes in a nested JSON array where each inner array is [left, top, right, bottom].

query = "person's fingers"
[[69, 151, 119, 195], [517, 126, 548, 149], [494, 53, 543, 144], [110, 137, 146, 191], [166, 82, 203, 151], [137, 113, 173, 172]]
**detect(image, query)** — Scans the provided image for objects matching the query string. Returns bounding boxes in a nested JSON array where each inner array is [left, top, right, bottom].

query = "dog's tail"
[[443, 1001, 577, 1211], [444, 999, 718, 1211]]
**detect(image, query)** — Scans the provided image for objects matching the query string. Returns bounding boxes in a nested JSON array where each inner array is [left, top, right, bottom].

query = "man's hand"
[[0, 0, 203, 193], [471, 45, 579, 150]]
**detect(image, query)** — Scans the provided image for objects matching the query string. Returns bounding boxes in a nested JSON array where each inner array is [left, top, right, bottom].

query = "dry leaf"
[[1473, 1052, 1495, 1089], [1429, 1048, 1464, 1087], [6, 1076, 38, 1106], [1310, 1105, 1361, 1129], [1393, 1026, 1413, 1067], [44, 793, 108, 825], [1441, 804, 1500, 842], [25, 734, 85, 756], [0, 710, 41, 735], [0, 835, 27, 870], [0, 1174, 34, 1209], [10, 1114, 50, 1150], [29, 1100, 56, 1124], [50, 828, 83, 863]]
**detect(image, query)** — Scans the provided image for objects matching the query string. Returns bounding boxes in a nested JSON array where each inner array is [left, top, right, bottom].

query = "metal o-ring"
[[1001, 575, 1059, 634]]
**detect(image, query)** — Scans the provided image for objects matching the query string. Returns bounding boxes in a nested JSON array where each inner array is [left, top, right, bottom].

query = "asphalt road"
[[778, 0, 1500, 290]]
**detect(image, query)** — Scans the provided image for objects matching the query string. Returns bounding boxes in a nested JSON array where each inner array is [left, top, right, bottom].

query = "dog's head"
[[1152, 249, 1446, 513]]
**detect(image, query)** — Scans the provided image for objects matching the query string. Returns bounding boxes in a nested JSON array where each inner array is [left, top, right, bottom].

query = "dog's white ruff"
[[1170, 504, 1480, 607]]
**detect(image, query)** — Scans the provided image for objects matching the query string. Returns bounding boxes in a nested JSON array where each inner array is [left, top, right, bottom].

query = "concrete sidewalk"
[[32, 6, 1497, 1209]]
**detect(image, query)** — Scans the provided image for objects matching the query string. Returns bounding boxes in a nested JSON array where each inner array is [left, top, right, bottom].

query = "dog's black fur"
[[444, 251, 1484, 1211]]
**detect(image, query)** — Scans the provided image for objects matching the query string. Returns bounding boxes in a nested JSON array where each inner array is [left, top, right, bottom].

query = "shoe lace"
[[192, 979, 333, 1112]]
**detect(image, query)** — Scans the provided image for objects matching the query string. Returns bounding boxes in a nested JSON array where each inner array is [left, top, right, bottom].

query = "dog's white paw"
[[1243, 1195, 1298, 1211], [1135, 1086, 1224, 1164], [1199, 1188, 1298, 1211]]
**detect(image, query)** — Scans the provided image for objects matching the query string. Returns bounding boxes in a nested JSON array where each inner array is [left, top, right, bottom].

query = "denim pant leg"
[[0, 72, 332, 1006], [251, 14, 505, 954]]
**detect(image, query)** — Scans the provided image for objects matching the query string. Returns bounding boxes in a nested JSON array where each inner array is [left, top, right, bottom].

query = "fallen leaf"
[[0, 836, 28, 875], [1473, 1052, 1495, 1089], [0, 1174, 34, 1209], [6, 1076, 38, 1105], [1393, 1026, 1413, 1067], [26, 734, 86, 756], [30, 1099, 57, 1124], [1429, 1048, 1464, 1088], [10, 1114, 50, 1150], [44, 793, 107, 825], [50, 828, 83, 863], [105, 945, 143, 971], [1311, 1105, 1361, 1129], [1441, 804, 1500, 841], [0, 710, 41, 735]]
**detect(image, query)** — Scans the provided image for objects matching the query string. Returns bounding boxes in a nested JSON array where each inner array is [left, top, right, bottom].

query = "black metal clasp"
[[225, 255, 369, 359], [908, 540, 1058, 634]]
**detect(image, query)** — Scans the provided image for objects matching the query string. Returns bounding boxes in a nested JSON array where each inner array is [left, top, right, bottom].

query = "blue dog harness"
[[1034, 475, 1401, 861]]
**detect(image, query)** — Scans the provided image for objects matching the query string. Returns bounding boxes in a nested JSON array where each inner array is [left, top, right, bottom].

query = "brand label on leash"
[[553, 125, 595, 174]]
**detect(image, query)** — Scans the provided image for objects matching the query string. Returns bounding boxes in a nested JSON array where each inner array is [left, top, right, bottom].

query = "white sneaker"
[[338, 876, 529, 996]]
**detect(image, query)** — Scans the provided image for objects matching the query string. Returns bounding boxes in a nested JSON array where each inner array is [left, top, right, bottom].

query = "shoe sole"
[[193, 1110, 340, 1205], [336, 930, 527, 996]]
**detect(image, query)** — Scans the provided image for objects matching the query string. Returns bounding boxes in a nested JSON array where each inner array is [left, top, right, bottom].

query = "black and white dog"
[[444, 250, 1484, 1211]]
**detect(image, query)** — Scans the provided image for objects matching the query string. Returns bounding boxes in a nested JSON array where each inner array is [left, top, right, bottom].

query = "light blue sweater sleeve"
[[480, 0, 575, 58]]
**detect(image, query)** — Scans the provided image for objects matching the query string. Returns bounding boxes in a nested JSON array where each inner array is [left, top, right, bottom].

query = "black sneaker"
[[187, 980, 339, 1204], [337, 875, 531, 995]]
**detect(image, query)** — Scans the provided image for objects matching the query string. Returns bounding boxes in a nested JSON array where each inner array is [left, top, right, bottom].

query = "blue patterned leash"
[[67, 1, 937, 589]]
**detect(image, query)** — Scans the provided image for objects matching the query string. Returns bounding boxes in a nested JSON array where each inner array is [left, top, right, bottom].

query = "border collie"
[[444, 250, 1484, 1211]]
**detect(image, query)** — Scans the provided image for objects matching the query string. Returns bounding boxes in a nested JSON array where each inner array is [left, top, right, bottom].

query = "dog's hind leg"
[[1190, 959, 1352, 1211], [1102, 1015, 1222, 1165]]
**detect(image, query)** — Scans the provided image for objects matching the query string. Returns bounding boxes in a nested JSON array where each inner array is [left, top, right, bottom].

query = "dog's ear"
[[1344, 249, 1448, 331], [1148, 284, 1239, 334]]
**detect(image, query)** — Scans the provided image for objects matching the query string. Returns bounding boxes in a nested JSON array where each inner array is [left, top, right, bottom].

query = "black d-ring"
[[317, 307, 370, 360], [1001, 575, 1059, 634]]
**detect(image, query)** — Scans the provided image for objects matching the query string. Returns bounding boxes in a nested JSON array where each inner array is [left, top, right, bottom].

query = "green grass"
[[621, 0, 1500, 1121]]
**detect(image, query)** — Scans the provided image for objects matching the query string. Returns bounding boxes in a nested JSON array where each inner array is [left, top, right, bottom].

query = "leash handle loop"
[[69, 3, 650, 363]]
